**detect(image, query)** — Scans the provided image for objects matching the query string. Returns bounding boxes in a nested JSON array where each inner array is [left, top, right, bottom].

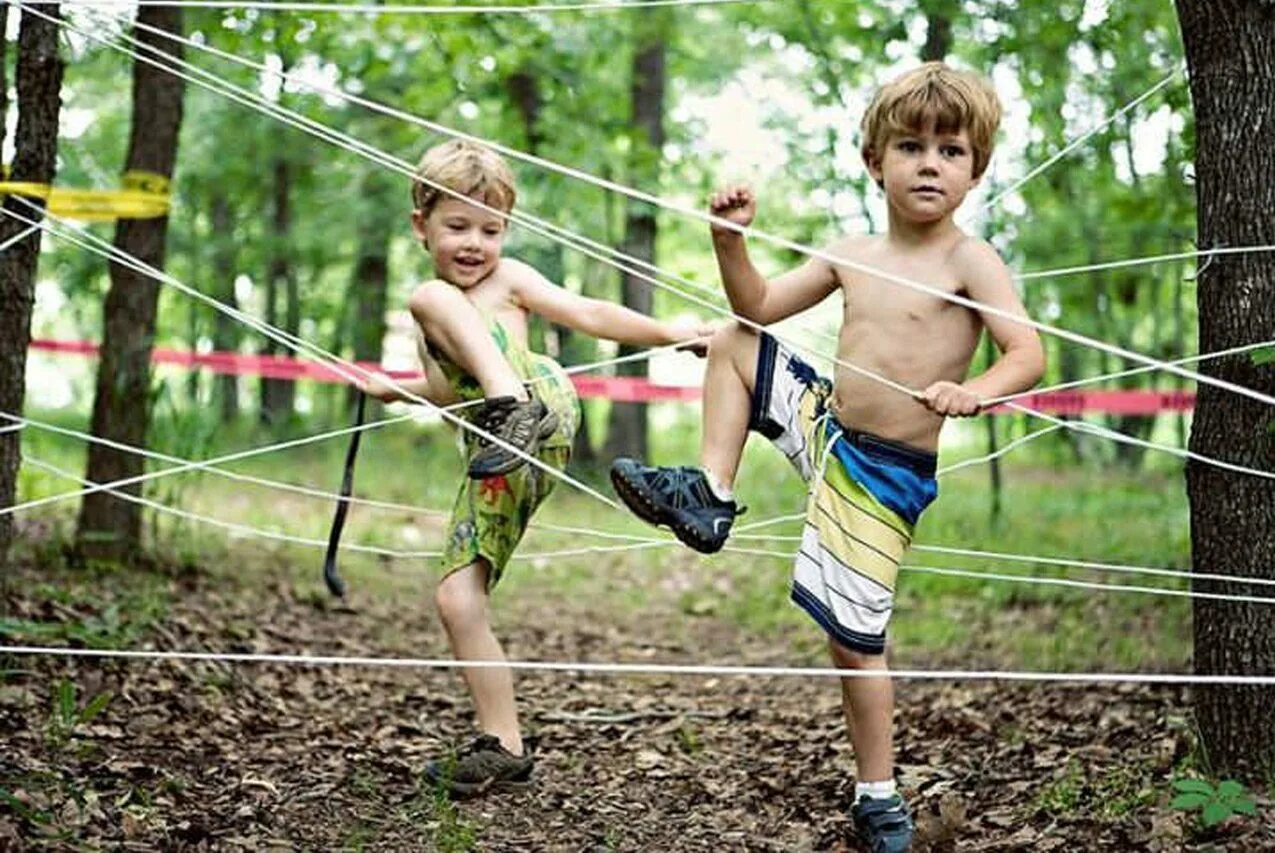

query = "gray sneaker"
[[467, 396, 558, 479], [424, 735, 534, 798]]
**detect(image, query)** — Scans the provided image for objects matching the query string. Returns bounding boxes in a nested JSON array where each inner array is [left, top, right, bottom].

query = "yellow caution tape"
[[0, 169, 171, 221]]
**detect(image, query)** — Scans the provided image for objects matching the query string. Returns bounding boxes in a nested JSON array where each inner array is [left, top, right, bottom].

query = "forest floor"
[[2, 513, 1273, 852]]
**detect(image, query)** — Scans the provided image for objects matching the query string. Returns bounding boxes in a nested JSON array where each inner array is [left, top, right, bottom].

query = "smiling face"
[[412, 196, 507, 288], [866, 122, 980, 224]]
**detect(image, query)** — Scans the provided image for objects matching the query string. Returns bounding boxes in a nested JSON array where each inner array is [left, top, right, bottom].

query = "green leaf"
[[1231, 798, 1258, 815], [80, 691, 114, 725], [1217, 779, 1246, 799], [1251, 346, 1275, 366], [0, 786, 50, 824], [1170, 792, 1211, 810], [1172, 778, 1215, 795], [1201, 801, 1232, 827]]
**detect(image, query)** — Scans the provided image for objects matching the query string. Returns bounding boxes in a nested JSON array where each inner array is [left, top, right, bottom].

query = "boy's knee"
[[830, 640, 886, 670], [434, 575, 487, 629], [709, 321, 756, 360], [409, 280, 466, 328]]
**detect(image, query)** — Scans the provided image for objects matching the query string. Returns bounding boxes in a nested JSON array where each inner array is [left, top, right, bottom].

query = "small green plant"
[[675, 722, 702, 756], [1035, 760, 1085, 815], [1170, 777, 1258, 828], [45, 678, 113, 751]]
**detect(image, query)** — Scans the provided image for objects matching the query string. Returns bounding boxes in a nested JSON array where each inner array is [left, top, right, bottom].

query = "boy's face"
[[411, 196, 507, 288], [866, 122, 980, 224]]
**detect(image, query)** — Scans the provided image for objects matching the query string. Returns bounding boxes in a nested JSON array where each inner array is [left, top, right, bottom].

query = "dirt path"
[[2, 553, 1271, 851]]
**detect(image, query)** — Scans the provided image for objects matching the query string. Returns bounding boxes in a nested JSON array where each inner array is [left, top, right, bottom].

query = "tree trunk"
[[507, 67, 596, 466], [604, 11, 668, 461], [346, 168, 395, 418], [260, 154, 296, 424], [1176, 0, 1275, 781], [919, 0, 957, 62], [210, 192, 240, 423], [0, 6, 64, 566], [77, 7, 184, 561]]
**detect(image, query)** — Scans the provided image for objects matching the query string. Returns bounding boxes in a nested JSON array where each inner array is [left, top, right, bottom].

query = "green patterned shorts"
[[440, 444, 571, 588], [438, 347, 579, 588]]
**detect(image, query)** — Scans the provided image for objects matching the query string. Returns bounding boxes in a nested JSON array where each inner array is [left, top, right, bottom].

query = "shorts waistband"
[[830, 421, 938, 479]]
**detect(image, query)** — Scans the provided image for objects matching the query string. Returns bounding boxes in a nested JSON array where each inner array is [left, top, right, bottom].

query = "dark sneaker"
[[467, 396, 559, 479], [609, 458, 743, 554], [423, 734, 534, 798], [852, 793, 914, 853]]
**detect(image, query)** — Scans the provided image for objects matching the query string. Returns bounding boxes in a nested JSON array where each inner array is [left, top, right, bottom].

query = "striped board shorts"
[[748, 333, 938, 655]]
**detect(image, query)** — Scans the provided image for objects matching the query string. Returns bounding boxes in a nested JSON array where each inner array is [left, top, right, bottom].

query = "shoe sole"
[[468, 412, 559, 479], [442, 776, 533, 799], [423, 765, 534, 799], [609, 465, 722, 554]]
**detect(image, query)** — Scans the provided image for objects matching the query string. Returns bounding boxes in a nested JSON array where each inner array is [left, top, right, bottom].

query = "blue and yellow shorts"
[[749, 333, 938, 655]]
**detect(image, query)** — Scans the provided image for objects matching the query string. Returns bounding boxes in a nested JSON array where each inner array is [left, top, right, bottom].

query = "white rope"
[[1002, 400, 1275, 480], [70, 15, 1275, 487], [933, 423, 1066, 476], [989, 337, 1275, 406], [727, 524, 1275, 590], [913, 544, 1275, 589], [114, 17, 1274, 413], [23, 454, 437, 557], [23, 448, 1275, 604], [3, 644, 1272, 685], [25, 393, 1263, 590], [720, 546, 1275, 606], [0, 424, 26, 436], [0, 224, 42, 254], [66, 0, 759, 13], [4, 341, 683, 538], [23, 448, 673, 561], [981, 66, 1184, 211], [30, 438, 1275, 596], [69, 15, 917, 404], [18, 9, 1272, 582], [1017, 244, 1275, 283], [2, 202, 626, 513], [94, 11, 1275, 492], [0, 403, 415, 517], [31, 415, 1261, 603]]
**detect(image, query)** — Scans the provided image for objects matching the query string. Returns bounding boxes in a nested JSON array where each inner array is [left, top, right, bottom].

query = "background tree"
[[77, 6, 185, 560], [603, 7, 671, 462], [0, 5, 65, 565], [1175, 0, 1275, 781]]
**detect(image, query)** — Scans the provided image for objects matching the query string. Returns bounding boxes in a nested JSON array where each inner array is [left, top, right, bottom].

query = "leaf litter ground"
[[1, 535, 1272, 851]]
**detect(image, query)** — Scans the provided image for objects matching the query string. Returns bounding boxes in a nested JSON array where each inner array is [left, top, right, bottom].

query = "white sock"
[[703, 468, 733, 502], [855, 780, 897, 802]]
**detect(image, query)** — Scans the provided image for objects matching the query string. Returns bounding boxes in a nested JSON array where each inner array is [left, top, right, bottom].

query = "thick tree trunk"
[[0, 6, 64, 565], [210, 192, 240, 423], [1175, 0, 1275, 781], [604, 12, 668, 461], [77, 7, 184, 560]]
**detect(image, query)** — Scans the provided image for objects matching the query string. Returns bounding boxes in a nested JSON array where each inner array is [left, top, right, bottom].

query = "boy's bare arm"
[[922, 240, 1044, 416], [508, 259, 714, 348], [710, 185, 838, 325]]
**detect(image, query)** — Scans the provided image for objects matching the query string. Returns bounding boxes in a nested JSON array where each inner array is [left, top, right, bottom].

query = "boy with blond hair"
[[361, 139, 712, 795], [611, 63, 1044, 850]]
